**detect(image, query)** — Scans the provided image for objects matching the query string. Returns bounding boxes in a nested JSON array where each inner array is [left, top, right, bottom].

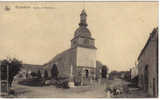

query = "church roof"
[[74, 27, 91, 38], [43, 48, 72, 68], [80, 9, 87, 16]]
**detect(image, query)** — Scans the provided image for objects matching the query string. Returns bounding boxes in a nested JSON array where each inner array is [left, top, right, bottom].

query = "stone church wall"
[[76, 47, 96, 68], [78, 37, 95, 47]]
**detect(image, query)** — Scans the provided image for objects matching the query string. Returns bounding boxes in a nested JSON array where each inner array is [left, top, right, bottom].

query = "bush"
[[51, 64, 59, 80], [8, 88, 16, 96], [44, 70, 49, 79], [55, 77, 69, 89], [56, 80, 69, 89]]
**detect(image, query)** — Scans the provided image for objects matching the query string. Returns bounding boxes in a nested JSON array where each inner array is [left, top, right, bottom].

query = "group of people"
[[106, 87, 122, 97]]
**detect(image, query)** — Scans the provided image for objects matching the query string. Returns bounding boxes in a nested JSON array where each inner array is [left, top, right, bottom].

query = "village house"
[[137, 27, 158, 97], [17, 64, 44, 80], [43, 10, 105, 86], [130, 65, 139, 86], [130, 66, 138, 80]]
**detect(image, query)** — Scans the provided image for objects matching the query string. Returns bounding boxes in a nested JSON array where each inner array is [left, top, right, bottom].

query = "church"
[[44, 9, 103, 85]]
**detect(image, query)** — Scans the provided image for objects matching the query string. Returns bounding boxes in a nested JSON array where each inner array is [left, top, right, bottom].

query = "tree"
[[0, 58, 22, 87], [1, 59, 9, 80], [44, 70, 48, 79], [101, 65, 108, 78], [124, 71, 131, 81], [51, 64, 59, 80], [31, 72, 37, 77], [37, 70, 42, 79]]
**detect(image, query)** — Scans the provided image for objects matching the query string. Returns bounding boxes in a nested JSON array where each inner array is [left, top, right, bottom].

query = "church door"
[[85, 70, 89, 78]]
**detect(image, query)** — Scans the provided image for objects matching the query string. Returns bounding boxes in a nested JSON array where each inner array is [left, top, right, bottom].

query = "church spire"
[[79, 9, 88, 27]]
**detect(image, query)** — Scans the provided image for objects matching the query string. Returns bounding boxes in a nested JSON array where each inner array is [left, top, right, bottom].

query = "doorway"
[[85, 70, 89, 78], [153, 78, 156, 97], [144, 65, 149, 91]]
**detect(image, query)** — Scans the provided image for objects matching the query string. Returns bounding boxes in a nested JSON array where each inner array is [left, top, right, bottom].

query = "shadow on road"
[[15, 87, 31, 96], [18, 79, 42, 87]]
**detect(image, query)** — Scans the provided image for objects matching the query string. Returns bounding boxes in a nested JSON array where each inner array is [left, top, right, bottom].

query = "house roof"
[[22, 64, 44, 71], [138, 27, 158, 60]]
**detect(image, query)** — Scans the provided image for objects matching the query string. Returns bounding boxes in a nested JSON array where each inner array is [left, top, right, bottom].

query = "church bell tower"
[[71, 10, 97, 85], [71, 9, 96, 49], [71, 10, 97, 84]]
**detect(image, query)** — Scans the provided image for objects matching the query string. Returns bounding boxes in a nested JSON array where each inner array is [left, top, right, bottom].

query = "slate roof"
[[138, 27, 158, 60], [22, 64, 44, 72], [74, 27, 91, 38]]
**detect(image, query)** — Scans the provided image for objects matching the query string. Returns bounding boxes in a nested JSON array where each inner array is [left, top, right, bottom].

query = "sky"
[[0, 2, 158, 71]]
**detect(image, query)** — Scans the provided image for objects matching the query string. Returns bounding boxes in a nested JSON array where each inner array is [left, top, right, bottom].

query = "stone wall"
[[76, 47, 96, 68], [78, 37, 95, 47]]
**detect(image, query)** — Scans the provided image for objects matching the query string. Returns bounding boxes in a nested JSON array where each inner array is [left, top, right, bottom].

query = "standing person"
[[106, 88, 111, 98], [113, 88, 117, 96]]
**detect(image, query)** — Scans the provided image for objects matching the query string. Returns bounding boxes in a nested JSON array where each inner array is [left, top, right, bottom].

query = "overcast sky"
[[0, 2, 158, 71]]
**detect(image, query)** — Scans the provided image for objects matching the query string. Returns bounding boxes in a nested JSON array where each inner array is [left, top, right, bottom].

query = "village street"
[[9, 78, 148, 98], [13, 80, 108, 98]]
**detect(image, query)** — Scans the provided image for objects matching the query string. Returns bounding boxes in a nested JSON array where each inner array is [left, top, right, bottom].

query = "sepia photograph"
[[0, 1, 158, 98]]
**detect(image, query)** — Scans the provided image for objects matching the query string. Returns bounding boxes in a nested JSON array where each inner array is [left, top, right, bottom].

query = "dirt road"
[[13, 83, 108, 98], [9, 78, 148, 98]]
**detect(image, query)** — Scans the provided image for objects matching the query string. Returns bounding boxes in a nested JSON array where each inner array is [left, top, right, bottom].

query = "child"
[[106, 88, 111, 98]]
